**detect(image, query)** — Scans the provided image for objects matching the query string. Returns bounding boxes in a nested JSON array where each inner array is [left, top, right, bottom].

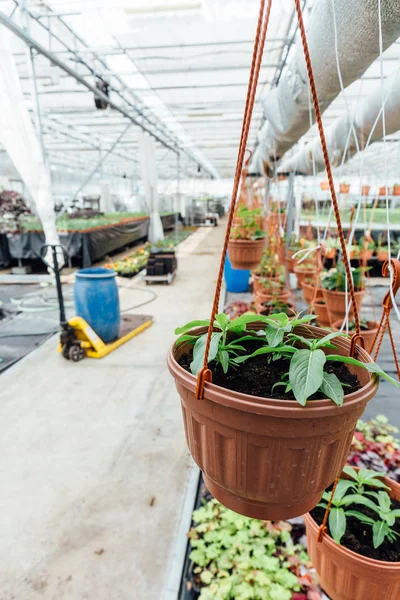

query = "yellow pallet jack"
[[42, 244, 152, 361]]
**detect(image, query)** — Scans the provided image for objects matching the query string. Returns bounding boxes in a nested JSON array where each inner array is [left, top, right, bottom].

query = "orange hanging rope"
[[293, 0, 363, 351], [370, 258, 400, 379], [196, 0, 273, 400]]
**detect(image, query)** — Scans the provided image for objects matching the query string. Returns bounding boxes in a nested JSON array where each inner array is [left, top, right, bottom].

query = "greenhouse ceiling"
[[0, 0, 400, 183]]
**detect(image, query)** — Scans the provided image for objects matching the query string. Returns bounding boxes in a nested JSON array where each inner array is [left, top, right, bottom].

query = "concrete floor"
[[0, 224, 223, 599]]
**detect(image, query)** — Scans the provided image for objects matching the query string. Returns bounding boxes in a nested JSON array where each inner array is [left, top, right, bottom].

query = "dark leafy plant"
[[318, 467, 400, 549], [322, 261, 367, 292], [175, 314, 400, 406]]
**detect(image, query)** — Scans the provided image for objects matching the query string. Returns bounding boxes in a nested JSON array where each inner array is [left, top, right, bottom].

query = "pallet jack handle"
[[40, 244, 70, 327]]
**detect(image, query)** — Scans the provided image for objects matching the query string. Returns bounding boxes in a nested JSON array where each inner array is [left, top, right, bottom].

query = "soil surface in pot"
[[310, 493, 400, 562], [178, 336, 361, 401]]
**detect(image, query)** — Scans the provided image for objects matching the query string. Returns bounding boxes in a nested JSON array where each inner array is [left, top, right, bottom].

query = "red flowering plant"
[[347, 414, 400, 482]]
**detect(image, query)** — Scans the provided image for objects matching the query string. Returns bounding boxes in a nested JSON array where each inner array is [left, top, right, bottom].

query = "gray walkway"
[[0, 224, 224, 599]]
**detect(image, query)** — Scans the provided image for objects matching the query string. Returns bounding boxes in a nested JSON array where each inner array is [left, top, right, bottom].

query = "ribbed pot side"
[[167, 324, 378, 520], [322, 289, 365, 323], [228, 239, 265, 270], [304, 476, 400, 600]]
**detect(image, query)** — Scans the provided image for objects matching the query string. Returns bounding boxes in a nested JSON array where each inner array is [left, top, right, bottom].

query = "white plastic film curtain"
[[138, 130, 164, 244], [0, 29, 59, 246]]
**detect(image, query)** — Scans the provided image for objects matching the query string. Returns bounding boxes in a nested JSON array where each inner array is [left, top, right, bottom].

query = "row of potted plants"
[[321, 182, 400, 196]]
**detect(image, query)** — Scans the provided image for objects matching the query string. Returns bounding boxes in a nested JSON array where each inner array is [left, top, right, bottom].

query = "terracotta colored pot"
[[304, 474, 400, 600], [278, 244, 286, 264], [228, 238, 265, 270], [252, 273, 280, 293], [349, 249, 360, 259], [294, 265, 317, 288], [359, 248, 373, 262], [301, 282, 323, 305], [393, 185, 400, 196], [167, 324, 378, 521], [325, 247, 337, 260], [254, 289, 291, 314], [331, 319, 379, 353], [286, 254, 295, 273], [313, 301, 331, 327], [379, 186, 390, 196], [339, 183, 350, 194], [377, 249, 389, 262], [322, 288, 365, 323], [320, 181, 329, 191], [361, 185, 370, 196]]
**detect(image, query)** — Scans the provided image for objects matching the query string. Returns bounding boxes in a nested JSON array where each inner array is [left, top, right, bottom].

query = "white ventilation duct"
[[279, 66, 400, 173], [252, 0, 400, 172]]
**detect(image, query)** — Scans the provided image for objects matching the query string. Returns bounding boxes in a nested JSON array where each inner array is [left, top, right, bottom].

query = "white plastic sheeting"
[[252, 0, 400, 172], [0, 29, 59, 246], [279, 66, 400, 174], [138, 130, 164, 244]]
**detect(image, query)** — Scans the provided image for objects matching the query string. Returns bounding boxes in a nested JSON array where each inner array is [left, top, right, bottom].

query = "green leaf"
[[345, 510, 375, 525], [333, 479, 357, 502], [287, 333, 313, 348], [320, 371, 344, 406], [265, 325, 286, 347], [190, 332, 223, 375], [220, 350, 229, 374], [289, 348, 326, 405], [372, 520, 387, 549], [174, 319, 210, 335], [200, 570, 214, 585], [232, 345, 296, 364], [377, 491, 391, 513], [174, 333, 200, 347], [214, 313, 230, 331], [291, 314, 316, 327], [226, 313, 279, 332], [315, 331, 346, 348], [326, 355, 400, 388], [329, 507, 346, 544], [343, 466, 359, 481], [341, 494, 380, 513]]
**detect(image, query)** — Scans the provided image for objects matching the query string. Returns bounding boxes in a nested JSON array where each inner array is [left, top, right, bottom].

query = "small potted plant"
[[339, 183, 350, 194], [361, 185, 370, 196], [377, 234, 389, 262], [168, 312, 399, 520], [257, 297, 295, 317], [294, 259, 318, 288], [301, 276, 323, 305], [359, 233, 375, 262], [379, 186, 390, 196], [228, 204, 266, 270], [313, 299, 330, 327], [393, 183, 400, 196], [304, 467, 400, 600], [349, 244, 361, 260], [324, 237, 339, 260], [331, 318, 379, 353], [320, 181, 329, 191], [322, 261, 367, 323]]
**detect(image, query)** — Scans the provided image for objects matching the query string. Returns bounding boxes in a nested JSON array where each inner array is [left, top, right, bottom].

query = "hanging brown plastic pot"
[[379, 186, 390, 196], [252, 272, 280, 293], [313, 300, 330, 327], [294, 264, 317, 288], [339, 183, 350, 194], [331, 319, 379, 353], [361, 185, 370, 196], [359, 248, 373, 262], [168, 324, 378, 521], [254, 289, 290, 313], [377, 249, 389, 262], [304, 473, 400, 600], [228, 239, 265, 270], [393, 184, 400, 196], [322, 288, 366, 323], [301, 282, 323, 305]]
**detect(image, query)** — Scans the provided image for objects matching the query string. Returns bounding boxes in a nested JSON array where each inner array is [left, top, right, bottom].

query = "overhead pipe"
[[251, 0, 400, 172], [278, 66, 400, 174]]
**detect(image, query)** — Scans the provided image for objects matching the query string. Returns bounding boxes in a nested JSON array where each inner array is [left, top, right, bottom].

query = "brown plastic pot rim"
[[304, 474, 400, 570], [229, 238, 265, 245], [168, 324, 378, 418], [322, 288, 365, 296]]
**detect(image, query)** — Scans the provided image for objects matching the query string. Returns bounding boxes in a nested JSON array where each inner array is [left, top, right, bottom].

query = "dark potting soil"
[[178, 336, 361, 401], [310, 495, 400, 562]]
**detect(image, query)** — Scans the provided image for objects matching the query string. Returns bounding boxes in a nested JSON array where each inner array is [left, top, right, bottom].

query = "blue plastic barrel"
[[224, 255, 250, 293], [74, 268, 120, 343]]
